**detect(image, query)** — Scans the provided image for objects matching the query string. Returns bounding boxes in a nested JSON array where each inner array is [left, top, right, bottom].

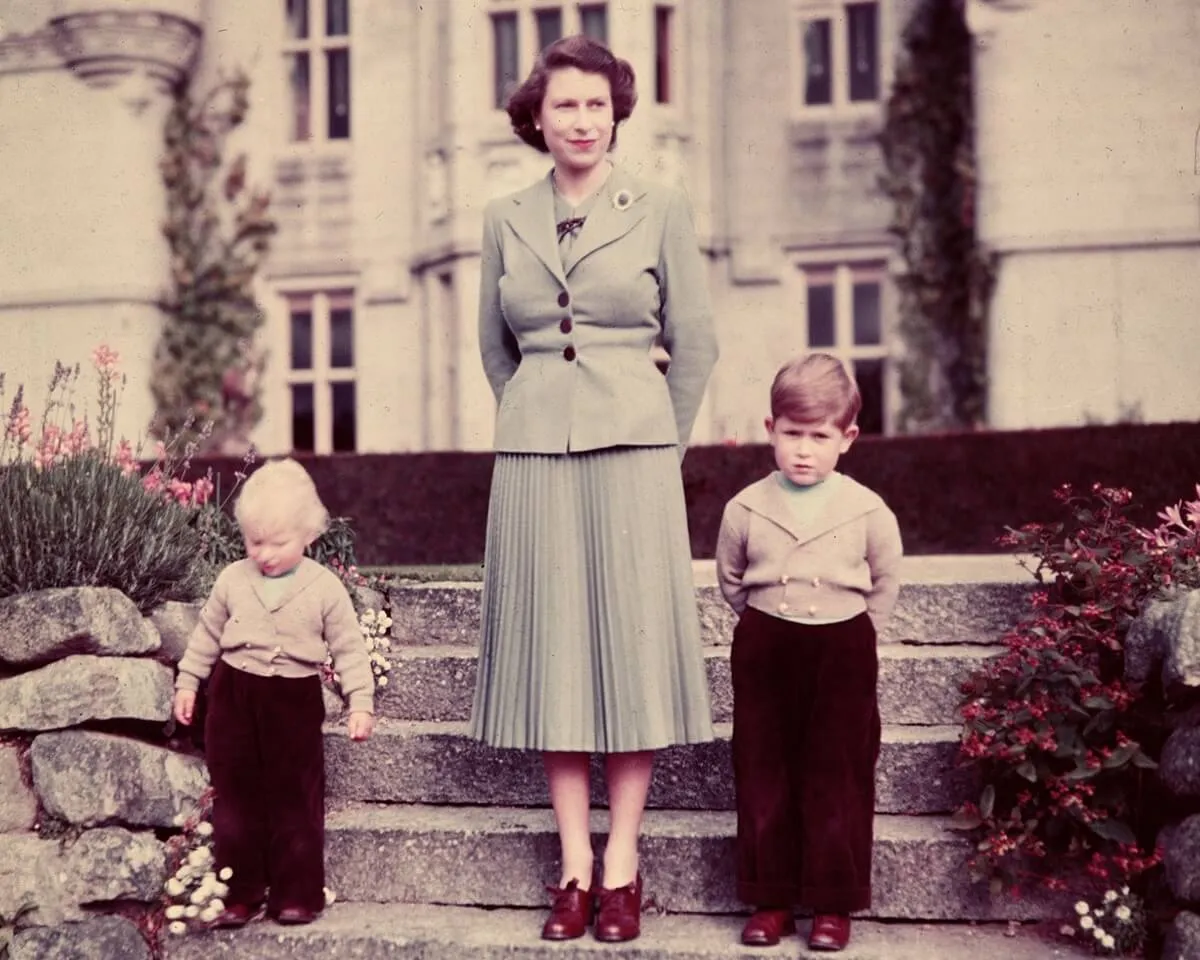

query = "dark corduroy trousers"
[[204, 659, 327, 914], [731, 608, 881, 915]]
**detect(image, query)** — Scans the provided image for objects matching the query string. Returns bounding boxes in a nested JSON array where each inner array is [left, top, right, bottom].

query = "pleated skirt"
[[469, 445, 715, 753]]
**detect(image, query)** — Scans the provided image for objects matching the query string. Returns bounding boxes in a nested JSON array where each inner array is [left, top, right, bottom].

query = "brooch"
[[611, 189, 634, 212]]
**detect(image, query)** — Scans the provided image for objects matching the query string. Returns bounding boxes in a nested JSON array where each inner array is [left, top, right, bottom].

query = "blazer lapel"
[[504, 173, 566, 288], [738, 473, 872, 547], [253, 559, 322, 613], [563, 167, 648, 277]]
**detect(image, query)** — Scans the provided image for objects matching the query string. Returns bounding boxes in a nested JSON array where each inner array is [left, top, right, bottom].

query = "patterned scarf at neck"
[[556, 216, 586, 241]]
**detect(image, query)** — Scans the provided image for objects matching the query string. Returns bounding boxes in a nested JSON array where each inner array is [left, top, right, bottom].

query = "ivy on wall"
[[879, 0, 996, 433], [153, 72, 277, 454]]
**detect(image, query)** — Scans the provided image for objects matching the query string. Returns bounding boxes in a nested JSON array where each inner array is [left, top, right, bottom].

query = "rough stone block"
[[0, 833, 62, 926], [59, 827, 167, 906], [1165, 813, 1200, 902], [148, 601, 200, 664], [1160, 725, 1200, 798], [31, 730, 208, 828], [0, 743, 36, 833], [1126, 590, 1200, 692], [0, 587, 160, 667], [1163, 910, 1200, 960], [11, 916, 152, 960], [0, 655, 173, 732]]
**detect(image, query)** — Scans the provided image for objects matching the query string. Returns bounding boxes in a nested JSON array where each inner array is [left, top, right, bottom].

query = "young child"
[[172, 458, 375, 928], [714, 354, 902, 952]]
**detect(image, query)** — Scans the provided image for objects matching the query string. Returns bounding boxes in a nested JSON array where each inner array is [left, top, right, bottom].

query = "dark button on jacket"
[[563, 345, 576, 361], [557, 291, 570, 308]]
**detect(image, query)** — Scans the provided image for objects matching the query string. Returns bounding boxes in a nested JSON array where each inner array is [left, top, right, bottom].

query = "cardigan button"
[[560, 317, 572, 334], [807, 605, 818, 616], [778, 602, 789, 614], [563, 345, 576, 362], [812, 577, 821, 588], [557, 291, 570, 307], [780, 574, 789, 585]]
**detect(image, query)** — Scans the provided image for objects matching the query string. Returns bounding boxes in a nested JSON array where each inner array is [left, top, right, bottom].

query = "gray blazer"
[[478, 165, 719, 454]]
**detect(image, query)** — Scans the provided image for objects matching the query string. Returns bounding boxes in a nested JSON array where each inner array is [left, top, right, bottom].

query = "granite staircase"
[[167, 556, 1090, 959]]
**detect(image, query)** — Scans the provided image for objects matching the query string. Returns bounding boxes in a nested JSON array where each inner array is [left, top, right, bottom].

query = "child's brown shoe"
[[809, 914, 851, 951], [209, 902, 262, 929], [273, 905, 320, 925], [741, 908, 796, 946]]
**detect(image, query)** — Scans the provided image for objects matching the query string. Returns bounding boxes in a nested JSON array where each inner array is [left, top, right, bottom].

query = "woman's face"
[[537, 67, 614, 173]]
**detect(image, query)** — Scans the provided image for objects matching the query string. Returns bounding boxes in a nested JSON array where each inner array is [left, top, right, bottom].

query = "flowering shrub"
[[953, 483, 1200, 893], [161, 799, 231, 937], [1061, 887, 1148, 956], [323, 607, 394, 694]]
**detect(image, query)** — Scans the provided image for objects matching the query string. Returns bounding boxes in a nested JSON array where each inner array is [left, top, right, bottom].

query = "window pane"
[[579, 4, 607, 45], [654, 6, 673, 104], [331, 382, 357, 452], [852, 281, 881, 345], [327, 49, 350, 139], [536, 8, 563, 51], [289, 53, 311, 141], [806, 284, 835, 347], [291, 383, 315, 452], [290, 309, 313, 370], [285, 0, 308, 40], [330, 306, 354, 368], [803, 19, 832, 105], [853, 358, 885, 435], [326, 0, 349, 36], [492, 13, 519, 109], [847, 2, 879, 102]]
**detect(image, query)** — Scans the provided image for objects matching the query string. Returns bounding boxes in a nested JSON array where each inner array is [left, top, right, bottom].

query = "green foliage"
[[0, 453, 206, 612], [879, 0, 995, 432], [154, 71, 276, 455]]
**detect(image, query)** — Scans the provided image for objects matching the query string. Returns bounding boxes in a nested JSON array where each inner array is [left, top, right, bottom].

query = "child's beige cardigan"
[[715, 471, 903, 630]]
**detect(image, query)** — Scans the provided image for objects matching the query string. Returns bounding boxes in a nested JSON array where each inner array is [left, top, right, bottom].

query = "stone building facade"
[[0, 0, 1196, 456]]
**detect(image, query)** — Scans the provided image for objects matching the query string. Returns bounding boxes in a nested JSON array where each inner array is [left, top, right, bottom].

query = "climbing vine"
[[153, 71, 277, 454], [879, 0, 995, 433]]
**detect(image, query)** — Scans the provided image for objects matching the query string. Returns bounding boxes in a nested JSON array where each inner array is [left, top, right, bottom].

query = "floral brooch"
[[611, 189, 634, 212]]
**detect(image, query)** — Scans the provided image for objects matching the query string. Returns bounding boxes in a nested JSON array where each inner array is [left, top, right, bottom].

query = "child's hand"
[[173, 689, 196, 726], [347, 711, 375, 742]]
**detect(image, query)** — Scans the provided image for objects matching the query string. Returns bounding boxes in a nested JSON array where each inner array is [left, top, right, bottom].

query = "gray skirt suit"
[[468, 165, 718, 753]]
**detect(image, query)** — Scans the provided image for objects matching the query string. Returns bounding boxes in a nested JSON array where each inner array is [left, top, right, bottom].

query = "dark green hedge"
[[186, 422, 1200, 565]]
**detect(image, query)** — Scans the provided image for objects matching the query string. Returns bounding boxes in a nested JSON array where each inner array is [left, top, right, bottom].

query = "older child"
[[173, 458, 375, 928], [715, 354, 902, 952]]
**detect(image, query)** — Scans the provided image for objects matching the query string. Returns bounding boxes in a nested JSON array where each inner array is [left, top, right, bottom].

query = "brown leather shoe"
[[209, 902, 262, 929], [594, 873, 643, 943], [741, 908, 796, 946], [809, 914, 852, 951], [273, 905, 320, 925], [541, 879, 594, 941]]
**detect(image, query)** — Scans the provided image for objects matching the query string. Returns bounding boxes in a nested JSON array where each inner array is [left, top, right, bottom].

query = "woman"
[[468, 35, 719, 944]]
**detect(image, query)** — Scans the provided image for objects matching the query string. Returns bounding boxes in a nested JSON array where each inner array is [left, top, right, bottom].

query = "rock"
[[0, 587, 160, 668], [0, 655, 173, 732], [148, 601, 200, 664], [31, 730, 208, 828], [1126, 590, 1200, 691], [1161, 725, 1200, 798], [1163, 910, 1200, 960], [1164, 813, 1200, 901], [0, 833, 62, 926], [10, 916, 152, 960], [0, 743, 36, 832], [324, 683, 346, 721], [60, 827, 166, 906]]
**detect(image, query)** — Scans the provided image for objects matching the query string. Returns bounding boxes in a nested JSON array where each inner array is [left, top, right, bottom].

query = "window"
[[284, 0, 351, 142], [800, 263, 890, 434], [654, 6, 674, 104], [489, 3, 609, 108], [286, 290, 357, 453], [796, 1, 880, 110]]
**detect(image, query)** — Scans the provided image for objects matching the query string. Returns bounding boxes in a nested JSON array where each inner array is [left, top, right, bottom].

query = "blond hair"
[[234, 458, 329, 540], [770, 353, 862, 430]]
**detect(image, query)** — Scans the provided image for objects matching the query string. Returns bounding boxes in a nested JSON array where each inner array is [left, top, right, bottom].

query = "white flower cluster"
[[163, 813, 232, 936], [1060, 886, 1142, 955], [358, 608, 394, 688]]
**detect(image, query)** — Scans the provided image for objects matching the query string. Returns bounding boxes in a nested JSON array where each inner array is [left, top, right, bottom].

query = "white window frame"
[[281, 287, 359, 454], [488, 1, 610, 112], [795, 258, 895, 433], [282, 0, 352, 146], [790, 0, 887, 117]]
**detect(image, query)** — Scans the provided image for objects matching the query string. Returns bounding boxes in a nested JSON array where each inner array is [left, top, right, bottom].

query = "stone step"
[[383, 555, 1033, 649], [377, 643, 1001, 727], [164, 902, 1087, 960], [322, 803, 1062, 922], [325, 720, 976, 816]]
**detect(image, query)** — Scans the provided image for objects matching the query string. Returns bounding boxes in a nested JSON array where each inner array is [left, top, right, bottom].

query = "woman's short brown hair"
[[506, 35, 638, 153]]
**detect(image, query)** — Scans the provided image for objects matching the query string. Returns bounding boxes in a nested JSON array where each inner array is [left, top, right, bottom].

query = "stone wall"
[[0, 586, 204, 959], [1126, 589, 1200, 960]]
